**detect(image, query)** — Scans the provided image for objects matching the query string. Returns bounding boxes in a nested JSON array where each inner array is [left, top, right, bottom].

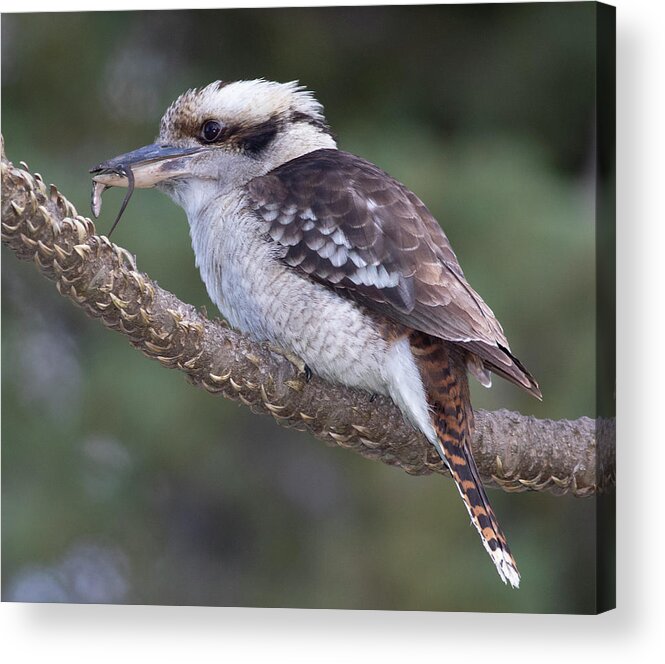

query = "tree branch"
[[1, 145, 614, 496]]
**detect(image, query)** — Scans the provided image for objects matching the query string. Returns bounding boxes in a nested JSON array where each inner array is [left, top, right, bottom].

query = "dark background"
[[2, 3, 599, 612]]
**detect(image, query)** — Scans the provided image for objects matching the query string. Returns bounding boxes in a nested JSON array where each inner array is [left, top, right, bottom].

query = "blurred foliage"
[[2, 4, 602, 612]]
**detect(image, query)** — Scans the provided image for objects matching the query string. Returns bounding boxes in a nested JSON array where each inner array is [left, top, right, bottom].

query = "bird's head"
[[90, 79, 336, 215]]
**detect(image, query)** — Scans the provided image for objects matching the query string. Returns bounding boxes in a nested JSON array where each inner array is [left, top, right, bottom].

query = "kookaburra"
[[91, 79, 541, 588]]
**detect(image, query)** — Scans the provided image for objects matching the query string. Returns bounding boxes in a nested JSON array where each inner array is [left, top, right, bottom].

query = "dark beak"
[[90, 143, 203, 189]]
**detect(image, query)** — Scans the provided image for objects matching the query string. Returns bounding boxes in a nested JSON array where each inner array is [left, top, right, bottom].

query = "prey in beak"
[[89, 143, 202, 236]]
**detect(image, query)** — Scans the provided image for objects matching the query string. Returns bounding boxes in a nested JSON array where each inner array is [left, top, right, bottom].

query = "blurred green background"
[[2, 4, 600, 612]]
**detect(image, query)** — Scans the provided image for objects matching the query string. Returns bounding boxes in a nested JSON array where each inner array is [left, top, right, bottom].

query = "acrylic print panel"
[[1, 3, 615, 613]]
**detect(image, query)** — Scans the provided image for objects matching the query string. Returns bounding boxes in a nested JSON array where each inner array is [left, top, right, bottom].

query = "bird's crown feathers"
[[159, 79, 327, 143]]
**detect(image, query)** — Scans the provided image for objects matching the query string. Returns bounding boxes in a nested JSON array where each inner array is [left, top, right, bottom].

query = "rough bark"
[[1, 147, 615, 496]]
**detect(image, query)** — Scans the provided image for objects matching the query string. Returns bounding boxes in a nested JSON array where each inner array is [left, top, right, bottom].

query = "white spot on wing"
[[262, 209, 280, 222], [330, 246, 348, 268], [331, 228, 351, 248], [349, 251, 367, 268], [348, 273, 362, 286], [350, 263, 401, 289], [376, 265, 399, 288], [317, 240, 336, 259], [364, 264, 378, 284]]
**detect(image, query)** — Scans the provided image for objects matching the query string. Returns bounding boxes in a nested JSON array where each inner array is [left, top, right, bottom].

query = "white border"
[[2, 0, 664, 661]]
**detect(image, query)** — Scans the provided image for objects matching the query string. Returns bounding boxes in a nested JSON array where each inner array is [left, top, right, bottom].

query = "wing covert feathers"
[[247, 149, 540, 398], [410, 332, 521, 588]]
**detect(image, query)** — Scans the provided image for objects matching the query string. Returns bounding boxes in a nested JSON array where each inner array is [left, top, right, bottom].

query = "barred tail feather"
[[409, 332, 520, 588], [432, 428, 521, 588]]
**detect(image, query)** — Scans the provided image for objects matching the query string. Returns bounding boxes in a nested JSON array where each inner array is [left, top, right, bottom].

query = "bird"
[[90, 79, 541, 588]]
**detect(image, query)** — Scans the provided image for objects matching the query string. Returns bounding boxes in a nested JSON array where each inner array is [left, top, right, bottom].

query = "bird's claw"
[[267, 344, 310, 379]]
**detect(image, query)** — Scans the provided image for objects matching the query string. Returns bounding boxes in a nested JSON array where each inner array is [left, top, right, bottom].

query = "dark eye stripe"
[[239, 119, 279, 154], [197, 116, 280, 154]]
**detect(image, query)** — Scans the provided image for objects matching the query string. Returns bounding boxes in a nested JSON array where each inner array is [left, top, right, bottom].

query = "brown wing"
[[246, 149, 540, 397]]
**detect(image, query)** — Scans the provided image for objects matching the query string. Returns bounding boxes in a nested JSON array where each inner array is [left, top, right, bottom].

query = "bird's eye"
[[201, 120, 223, 143]]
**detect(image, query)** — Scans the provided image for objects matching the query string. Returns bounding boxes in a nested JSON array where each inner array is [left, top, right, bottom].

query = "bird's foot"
[[267, 344, 312, 381]]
